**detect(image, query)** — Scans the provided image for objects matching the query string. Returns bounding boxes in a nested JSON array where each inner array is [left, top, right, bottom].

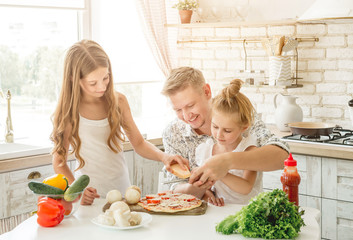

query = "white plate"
[[91, 212, 152, 230]]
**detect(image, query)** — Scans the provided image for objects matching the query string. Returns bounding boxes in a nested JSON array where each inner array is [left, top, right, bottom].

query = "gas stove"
[[282, 127, 353, 147]]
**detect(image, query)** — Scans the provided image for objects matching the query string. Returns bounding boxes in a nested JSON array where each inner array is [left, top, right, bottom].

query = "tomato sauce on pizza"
[[138, 192, 202, 213]]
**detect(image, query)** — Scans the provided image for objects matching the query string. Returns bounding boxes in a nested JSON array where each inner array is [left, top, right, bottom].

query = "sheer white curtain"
[[135, 0, 178, 77]]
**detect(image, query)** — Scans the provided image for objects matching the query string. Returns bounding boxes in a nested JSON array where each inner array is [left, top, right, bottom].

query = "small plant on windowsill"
[[172, 0, 198, 24]]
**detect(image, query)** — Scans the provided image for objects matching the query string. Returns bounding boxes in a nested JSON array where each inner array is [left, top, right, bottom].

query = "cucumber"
[[64, 175, 90, 201], [28, 181, 65, 195]]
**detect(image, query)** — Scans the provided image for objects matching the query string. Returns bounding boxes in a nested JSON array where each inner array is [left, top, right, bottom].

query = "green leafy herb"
[[216, 189, 305, 239]]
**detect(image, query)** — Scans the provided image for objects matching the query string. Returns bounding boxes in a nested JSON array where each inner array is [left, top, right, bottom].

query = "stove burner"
[[300, 135, 320, 139], [282, 127, 353, 146], [343, 138, 353, 145], [300, 134, 332, 140]]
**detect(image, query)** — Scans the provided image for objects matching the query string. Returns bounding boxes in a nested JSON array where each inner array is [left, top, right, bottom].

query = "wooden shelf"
[[165, 19, 301, 28]]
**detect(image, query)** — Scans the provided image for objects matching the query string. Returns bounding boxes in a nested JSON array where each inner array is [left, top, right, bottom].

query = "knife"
[[162, 178, 189, 185]]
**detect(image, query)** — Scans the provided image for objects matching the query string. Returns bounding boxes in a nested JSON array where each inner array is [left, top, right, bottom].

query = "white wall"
[[175, 18, 353, 128]]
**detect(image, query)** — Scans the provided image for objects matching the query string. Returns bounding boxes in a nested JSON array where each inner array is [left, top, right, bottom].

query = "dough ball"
[[127, 185, 141, 194], [106, 190, 122, 204], [125, 188, 141, 204]]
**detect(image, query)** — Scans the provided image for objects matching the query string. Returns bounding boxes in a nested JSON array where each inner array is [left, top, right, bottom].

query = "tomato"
[[146, 194, 159, 199], [58, 199, 73, 216], [157, 192, 167, 196], [147, 198, 161, 204], [161, 196, 170, 200], [185, 197, 196, 202]]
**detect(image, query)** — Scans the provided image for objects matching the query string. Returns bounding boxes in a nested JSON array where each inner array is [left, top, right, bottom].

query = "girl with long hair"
[[51, 40, 188, 205]]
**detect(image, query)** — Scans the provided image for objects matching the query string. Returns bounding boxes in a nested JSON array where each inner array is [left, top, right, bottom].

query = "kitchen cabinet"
[[124, 146, 164, 197], [262, 154, 353, 240], [321, 158, 353, 240], [0, 160, 75, 234]]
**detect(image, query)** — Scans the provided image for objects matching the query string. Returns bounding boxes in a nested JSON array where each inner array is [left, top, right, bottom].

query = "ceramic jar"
[[274, 93, 303, 132]]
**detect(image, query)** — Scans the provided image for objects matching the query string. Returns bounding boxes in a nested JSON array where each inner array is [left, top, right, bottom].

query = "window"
[[0, 0, 173, 144], [0, 0, 87, 142], [90, 0, 174, 137]]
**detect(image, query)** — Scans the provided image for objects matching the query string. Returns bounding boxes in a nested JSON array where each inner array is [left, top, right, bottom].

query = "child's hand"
[[204, 189, 224, 207], [80, 187, 100, 205], [162, 154, 189, 173]]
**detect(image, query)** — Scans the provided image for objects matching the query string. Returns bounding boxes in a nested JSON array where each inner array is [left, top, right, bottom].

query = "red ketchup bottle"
[[280, 153, 301, 206]]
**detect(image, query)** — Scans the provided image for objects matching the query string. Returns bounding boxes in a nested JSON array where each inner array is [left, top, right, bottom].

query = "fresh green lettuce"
[[215, 189, 305, 239]]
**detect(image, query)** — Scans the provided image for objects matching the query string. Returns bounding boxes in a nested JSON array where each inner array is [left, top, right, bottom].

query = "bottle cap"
[[284, 153, 297, 166]]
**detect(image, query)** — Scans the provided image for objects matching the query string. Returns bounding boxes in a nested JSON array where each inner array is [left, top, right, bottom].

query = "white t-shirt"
[[195, 135, 263, 204], [74, 115, 131, 198]]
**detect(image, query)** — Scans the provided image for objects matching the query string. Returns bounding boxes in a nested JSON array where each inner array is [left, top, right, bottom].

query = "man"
[[161, 66, 289, 195]]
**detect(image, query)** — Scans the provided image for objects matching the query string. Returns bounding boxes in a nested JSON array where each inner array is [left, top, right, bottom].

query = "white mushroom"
[[104, 209, 114, 218], [125, 188, 141, 204], [106, 189, 122, 204], [109, 201, 130, 213], [97, 213, 115, 226], [129, 212, 142, 226], [113, 209, 131, 227]]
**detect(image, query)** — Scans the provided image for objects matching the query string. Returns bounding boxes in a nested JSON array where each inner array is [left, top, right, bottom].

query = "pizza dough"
[[138, 192, 202, 213], [170, 164, 191, 179]]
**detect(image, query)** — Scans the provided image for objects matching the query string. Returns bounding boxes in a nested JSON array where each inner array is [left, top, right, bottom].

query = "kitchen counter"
[[0, 199, 320, 240]]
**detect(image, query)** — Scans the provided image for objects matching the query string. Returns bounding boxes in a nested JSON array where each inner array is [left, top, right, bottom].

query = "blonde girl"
[[51, 40, 188, 205], [195, 79, 262, 205]]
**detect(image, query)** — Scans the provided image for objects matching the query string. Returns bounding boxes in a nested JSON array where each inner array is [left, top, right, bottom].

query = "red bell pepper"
[[37, 197, 65, 227]]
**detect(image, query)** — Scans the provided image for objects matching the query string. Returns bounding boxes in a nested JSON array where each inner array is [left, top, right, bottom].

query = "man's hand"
[[80, 187, 100, 205], [189, 154, 230, 188], [162, 154, 189, 173]]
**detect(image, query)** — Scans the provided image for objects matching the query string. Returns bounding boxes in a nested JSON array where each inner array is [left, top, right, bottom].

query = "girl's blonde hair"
[[50, 39, 124, 170], [212, 79, 255, 127], [162, 67, 205, 96]]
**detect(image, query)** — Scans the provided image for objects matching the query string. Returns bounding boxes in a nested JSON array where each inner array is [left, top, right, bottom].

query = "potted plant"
[[172, 0, 198, 24]]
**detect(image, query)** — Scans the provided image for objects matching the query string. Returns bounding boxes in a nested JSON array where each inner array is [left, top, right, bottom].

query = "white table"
[[0, 199, 320, 240]]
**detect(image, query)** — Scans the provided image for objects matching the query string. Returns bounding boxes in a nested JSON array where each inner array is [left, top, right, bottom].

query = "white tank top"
[[74, 115, 131, 198], [195, 135, 263, 204]]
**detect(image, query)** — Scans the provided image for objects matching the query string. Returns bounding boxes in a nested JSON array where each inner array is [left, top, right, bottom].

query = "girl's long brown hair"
[[212, 79, 255, 126], [50, 40, 125, 170]]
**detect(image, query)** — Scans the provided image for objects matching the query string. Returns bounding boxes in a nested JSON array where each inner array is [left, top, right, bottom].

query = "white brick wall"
[[176, 22, 353, 128]]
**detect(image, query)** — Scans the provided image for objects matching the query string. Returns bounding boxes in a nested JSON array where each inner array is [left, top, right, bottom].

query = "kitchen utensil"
[[282, 38, 299, 56], [269, 56, 291, 86], [275, 36, 285, 56], [261, 38, 273, 56], [162, 178, 189, 185], [274, 94, 303, 131], [287, 122, 337, 136]]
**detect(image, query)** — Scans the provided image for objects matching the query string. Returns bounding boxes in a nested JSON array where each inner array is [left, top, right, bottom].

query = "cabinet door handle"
[[27, 171, 42, 180]]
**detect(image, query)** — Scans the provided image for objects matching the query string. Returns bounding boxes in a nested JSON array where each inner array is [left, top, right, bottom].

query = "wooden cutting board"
[[103, 201, 208, 215]]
